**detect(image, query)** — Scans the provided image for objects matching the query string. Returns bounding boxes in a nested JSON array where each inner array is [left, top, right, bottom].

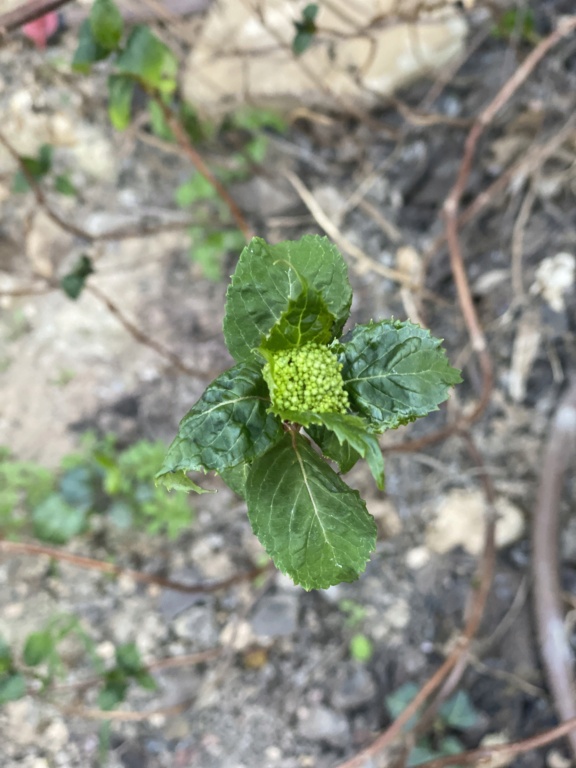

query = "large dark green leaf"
[[245, 433, 376, 590], [116, 26, 177, 94], [260, 285, 335, 353], [341, 320, 462, 431], [307, 413, 384, 489], [223, 235, 352, 363], [219, 462, 250, 499], [157, 363, 283, 489], [306, 424, 360, 474]]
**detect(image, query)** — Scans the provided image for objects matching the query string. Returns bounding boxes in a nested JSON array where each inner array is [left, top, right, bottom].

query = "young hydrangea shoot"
[[157, 235, 461, 590], [264, 343, 349, 414]]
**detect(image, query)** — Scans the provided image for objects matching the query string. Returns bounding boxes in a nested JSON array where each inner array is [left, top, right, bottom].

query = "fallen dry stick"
[[532, 378, 576, 759]]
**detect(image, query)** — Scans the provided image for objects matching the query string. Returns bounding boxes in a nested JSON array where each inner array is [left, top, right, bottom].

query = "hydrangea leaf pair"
[[157, 235, 461, 590]]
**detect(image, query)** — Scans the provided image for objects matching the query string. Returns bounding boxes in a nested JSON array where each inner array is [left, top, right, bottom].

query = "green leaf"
[[259, 285, 335, 353], [0, 673, 26, 704], [218, 462, 250, 499], [32, 494, 87, 543], [304, 412, 384, 490], [0, 637, 13, 675], [341, 320, 462, 432], [117, 26, 177, 94], [13, 145, 52, 190], [224, 235, 352, 363], [155, 470, 208, 494], [23, 631, 54, 667], [440, 690, 480, 730], [245, 433, 376, 590], [293, 4, 318, 55], [148, 99, 174, 141], [306, 424, 360, 474], [157, 362, 284, 486], [175, 174, 217, 207], [54, 174, 77, 197], [189, 229, 246, 281], [115, 642, 142, 674], [72, 19, 110, 73], [349, 633, 373, 662], [90, 0, 123, 50], [107, 74, 134, 131], [386, 682, 420, 721], [60, 255, 94, 300]]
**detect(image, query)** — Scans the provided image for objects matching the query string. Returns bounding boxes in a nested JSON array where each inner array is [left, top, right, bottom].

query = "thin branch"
[[86, 283, 205, 379], [0, 538, 269, 595], [0, 0, 72, 37], [151, 96, 252, 241], [532, 378, 576, 759], [335, 437, 496, 768]]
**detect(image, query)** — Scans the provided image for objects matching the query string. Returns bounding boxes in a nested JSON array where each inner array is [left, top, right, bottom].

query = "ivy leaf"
[[117, 26, 178, 95], [156, 362, 283, 488], [306, 424, 360, 474], [72, 19, 110, 73], [341, 320, 462, 432], [259, 285, 335, 353], [90, 0, 123, 50], [223, 235, 352, 363], [107, 74, 134, 131], [245, 433, 376, 590]]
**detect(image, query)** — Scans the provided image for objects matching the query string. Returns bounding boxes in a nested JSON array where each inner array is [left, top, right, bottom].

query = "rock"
[[331, 662, 377, 711], [298, 705, 351, 748], [183, 0, 467, 118], [250, 593, 299, 638], [530, 252, 575, 313], [172, 604, 219, 648], [426, 489, 525, 556]]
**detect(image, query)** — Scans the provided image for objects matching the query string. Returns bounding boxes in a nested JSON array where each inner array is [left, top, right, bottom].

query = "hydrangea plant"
[[156, 235, 461, 590]]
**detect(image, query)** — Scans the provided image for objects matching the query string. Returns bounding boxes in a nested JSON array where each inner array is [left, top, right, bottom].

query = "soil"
[[1, 2, 576, 768]]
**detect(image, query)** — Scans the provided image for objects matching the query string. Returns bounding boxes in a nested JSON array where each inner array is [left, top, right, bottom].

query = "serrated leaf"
[[117, 26, 177, 94], [245, 433, 376, 590], [90, 0, 123, 50], [306, 424, 360, 474], [223, 235, 352, 363], [107, 74, 134, 131], [72, 19, 110, 73], [23, 631, 54, 667], [341, 320, 462, 432], [155, 470, 209, 495], [219, 462, 250, 499], [157, 362, 283, 486], [259, 285, 335, 353], [307, 412, 385, 489]]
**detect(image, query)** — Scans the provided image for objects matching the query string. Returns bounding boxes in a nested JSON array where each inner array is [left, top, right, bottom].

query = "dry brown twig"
[[532, 378, 576, 759], [0, 538, 269, 596]]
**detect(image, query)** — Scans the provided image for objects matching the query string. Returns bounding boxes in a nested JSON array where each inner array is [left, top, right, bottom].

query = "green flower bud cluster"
[[265, 343, 350, 414]]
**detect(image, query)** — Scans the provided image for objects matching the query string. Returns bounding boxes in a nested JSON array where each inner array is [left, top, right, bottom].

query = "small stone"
[[331, 662, 376, 710], [172, 604, 219, 648], [251, 594, 299, 638], [298, 706, 350, 748], [220, 619, 257, 650], [406, 546, 430, 570], [43, 720, 69, 751], [426, 489, 525, 556]]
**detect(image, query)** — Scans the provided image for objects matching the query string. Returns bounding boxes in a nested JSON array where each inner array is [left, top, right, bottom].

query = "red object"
[[22, 12, 59, 49]]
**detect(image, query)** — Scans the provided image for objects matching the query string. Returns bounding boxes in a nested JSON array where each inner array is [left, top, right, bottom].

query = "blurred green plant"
[[0, 435, 194, 543], [386, 683, 482, 766], [491, 8, 539, 44]]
